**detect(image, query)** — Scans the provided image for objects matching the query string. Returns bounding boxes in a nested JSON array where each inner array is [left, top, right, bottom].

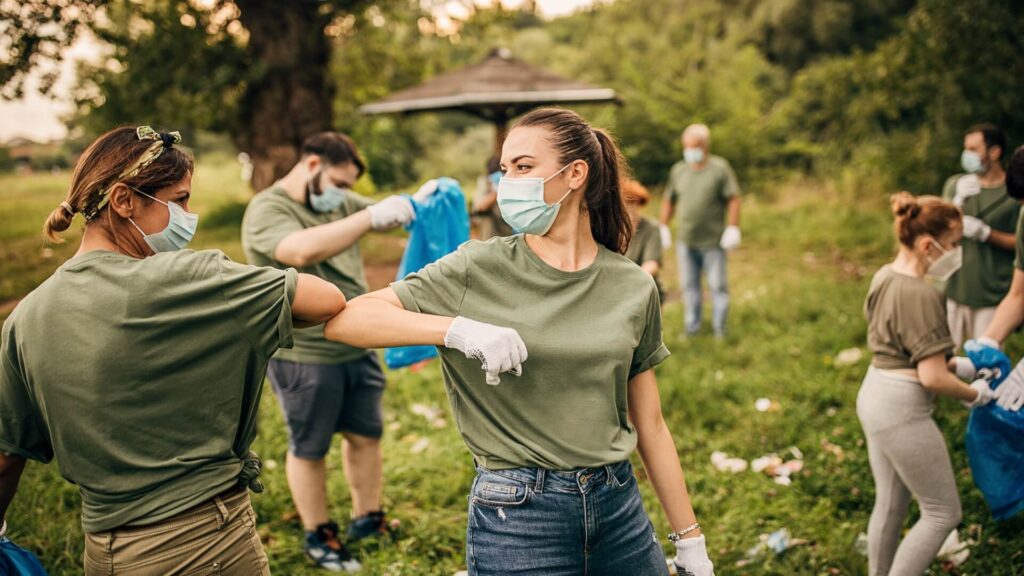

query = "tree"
[[2, 0, 370, 190]]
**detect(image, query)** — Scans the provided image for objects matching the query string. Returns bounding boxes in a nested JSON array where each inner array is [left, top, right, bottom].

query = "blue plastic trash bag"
[[966, 383, 1024, 520], [0, 537, 48, 576], [384, 177, 469, 370]]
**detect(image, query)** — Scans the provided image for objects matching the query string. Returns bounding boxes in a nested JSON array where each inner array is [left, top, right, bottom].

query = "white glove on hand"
[[961, 215, 991, 242], [952, 357, 977, 381], [953, 174, 981, 207], [963, 379, 995, 409], [367, 196, 415, 230], [719, 225, 741, 251], [0, 518, 6, 538], [413, 179, 439, 203], [995, 360, 1024, 411], [659, 224, 672, 249], [444, 316, 527, 385], [673, 535, 715, 576]]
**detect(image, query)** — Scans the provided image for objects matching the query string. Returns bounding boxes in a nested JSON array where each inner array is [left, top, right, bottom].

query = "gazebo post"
[[493, 111, 509, 157]]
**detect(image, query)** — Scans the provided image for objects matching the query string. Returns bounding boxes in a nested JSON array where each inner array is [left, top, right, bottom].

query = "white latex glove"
[[995, 360, 1024, 411], [444, 316, 527, 385], [413, 179, 439, 203], [673, 535, 715, 576], [953, 174, 981, 207], [952, 357, 977, 381], [719, 225, 741, 251], [961, 215, 991, 242], [962, 379, 995, 409], [367, 196, 415, 230], [659, 224, 672, 249]]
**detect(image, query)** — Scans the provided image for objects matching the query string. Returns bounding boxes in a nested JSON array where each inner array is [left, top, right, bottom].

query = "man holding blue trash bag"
[[241, 132, 416, 572]]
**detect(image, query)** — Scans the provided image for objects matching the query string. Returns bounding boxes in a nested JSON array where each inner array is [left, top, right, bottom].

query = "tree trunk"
[[234, 0, 334, 191]]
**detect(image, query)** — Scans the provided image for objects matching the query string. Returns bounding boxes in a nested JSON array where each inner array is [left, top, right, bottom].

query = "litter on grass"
[[834, 347, 864, 366], [736, 528, 811, 567], [711, 451, 748, 473]]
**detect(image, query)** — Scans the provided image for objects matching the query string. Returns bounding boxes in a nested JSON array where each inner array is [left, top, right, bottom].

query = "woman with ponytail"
[[325, 108, 713, 575], [0, 126, 344, 574], [858, 192, 995, 575]]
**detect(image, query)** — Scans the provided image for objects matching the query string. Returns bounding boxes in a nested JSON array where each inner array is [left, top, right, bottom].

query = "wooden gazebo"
[[359, 48, 619, 153]]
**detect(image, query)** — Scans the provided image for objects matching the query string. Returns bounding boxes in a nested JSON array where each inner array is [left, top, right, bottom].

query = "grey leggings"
[[856, 368, 962, 576]]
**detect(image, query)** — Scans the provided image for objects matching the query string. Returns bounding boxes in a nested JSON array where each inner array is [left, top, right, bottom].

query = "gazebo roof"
[[359, 48, 618, 119]]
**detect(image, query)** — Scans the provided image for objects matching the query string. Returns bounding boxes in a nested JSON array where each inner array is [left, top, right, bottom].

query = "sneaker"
[[347, 511, 393, 542], [304, 521, 362, 572]]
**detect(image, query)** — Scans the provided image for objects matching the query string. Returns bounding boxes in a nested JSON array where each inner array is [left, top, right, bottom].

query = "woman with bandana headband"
[[325, 108, 715, 576], [0, 126, 344, 575]]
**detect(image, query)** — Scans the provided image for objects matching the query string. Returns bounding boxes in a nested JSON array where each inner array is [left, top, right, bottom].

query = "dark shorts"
[[267, 354, 386, 459]]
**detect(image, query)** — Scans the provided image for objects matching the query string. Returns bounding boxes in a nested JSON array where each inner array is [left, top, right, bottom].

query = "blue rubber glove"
[[964, 338, 1011, 386]]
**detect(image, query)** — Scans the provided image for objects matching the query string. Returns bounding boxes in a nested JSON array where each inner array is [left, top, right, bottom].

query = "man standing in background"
[[942, 123, 1017, 348], [660, 123, 742, 338], [242, 132, 414, 572]]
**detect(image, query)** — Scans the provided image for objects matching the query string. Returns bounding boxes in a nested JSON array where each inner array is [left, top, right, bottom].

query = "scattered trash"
[[754, 398, 781, 412], [264, 459, 278, 471], [410, 437, 431, 454], [736, 528, 811, 567], [387, 421, 402, 432], [820, 438, 846, 461], [410, 403, 447, 428], [751, 452, 804, 485], [711, 451, 748, 473], [937, 529, 972, 568], [834, 347, 864, 366], [826, 407, 838, 417], [855, 532, 868, 556]]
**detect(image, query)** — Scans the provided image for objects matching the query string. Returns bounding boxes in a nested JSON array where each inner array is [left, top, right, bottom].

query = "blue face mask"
[[961, 150, 984, 174], [497, 162, 575, 235], [127, 189, 199, 253], [308, 174, 348, 213], [684, 147, 705, 165], [488, 170, 502, 186]]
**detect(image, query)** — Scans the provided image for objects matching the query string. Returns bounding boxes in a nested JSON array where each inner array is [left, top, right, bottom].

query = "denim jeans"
[[676, 243, 729, 335], [466, 460, 668, 576]]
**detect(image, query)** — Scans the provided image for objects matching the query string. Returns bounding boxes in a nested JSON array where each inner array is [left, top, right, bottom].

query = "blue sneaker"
[[347, 511, 394, 542], [304, 521, 362, 572]]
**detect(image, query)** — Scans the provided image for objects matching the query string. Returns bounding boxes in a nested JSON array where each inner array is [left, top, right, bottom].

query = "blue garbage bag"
[[966, 385, 1024, 520], [0, 537, 48, 576], [384, 178, 469, 370]]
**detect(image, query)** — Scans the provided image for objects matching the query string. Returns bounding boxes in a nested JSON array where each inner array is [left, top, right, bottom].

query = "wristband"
[[667, 522, 700, 542]]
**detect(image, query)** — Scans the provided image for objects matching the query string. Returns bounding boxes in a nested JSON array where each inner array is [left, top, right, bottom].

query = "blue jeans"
[[676, 243, 729, 335], [466, 460, 668, 576]]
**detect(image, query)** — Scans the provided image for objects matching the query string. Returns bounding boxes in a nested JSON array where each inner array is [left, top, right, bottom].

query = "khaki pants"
[[946, 299, 997, 349], [84, 488, 270, 576]]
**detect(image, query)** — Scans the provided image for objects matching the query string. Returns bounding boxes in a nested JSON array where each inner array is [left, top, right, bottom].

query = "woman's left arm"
[[628, 368, 700, 535]]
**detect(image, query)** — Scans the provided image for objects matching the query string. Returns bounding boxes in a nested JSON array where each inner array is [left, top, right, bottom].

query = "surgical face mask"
[[925, 240, 963, 281], [961, 150, 984, 174], [497, 162, 575, 235], [127, 189, 199, 253], [307, 173, 348, 213], [684, 147, 705, 165]]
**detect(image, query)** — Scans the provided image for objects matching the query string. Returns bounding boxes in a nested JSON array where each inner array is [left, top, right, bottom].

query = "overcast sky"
[[0, 0, 603, 142]]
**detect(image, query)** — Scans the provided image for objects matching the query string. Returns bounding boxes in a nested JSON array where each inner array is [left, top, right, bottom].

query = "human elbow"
[[918, 370, 944, 391]]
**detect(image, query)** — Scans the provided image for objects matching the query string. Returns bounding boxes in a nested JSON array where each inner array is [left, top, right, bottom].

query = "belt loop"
[[534, 468, 545, 494], [214, 496, 230, 530], [604, 464, 614, 485]]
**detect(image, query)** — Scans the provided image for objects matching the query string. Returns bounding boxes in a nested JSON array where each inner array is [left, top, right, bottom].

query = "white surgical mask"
[[127, 188, 199, 253], [497, 162, 575, 235], [925, 240, 963, 281], [308, 173, 348, 213], [684, 147, 705, 165], [961, 150, 984, 175]]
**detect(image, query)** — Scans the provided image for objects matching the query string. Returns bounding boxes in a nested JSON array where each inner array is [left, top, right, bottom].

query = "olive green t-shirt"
[[865, 265, 954, 370], [1014, 209, 1024, 271], [625, 216, 664, 298], [391, 235, 670, 471], [0, 249, 296, 532], [242, 185, 374, 364], [942, 175, 1019, 308], [666, 155, 740, 248]]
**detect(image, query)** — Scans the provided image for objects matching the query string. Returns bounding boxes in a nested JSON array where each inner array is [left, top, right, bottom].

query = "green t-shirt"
[[242, 185, 374, 364], [864, 265, 954, 370], [666, 155, 740, 248], [942, 175, 1019, 308], [624, 216, 664, 297], [0, 249, 296, 532], [392, 235, 670, 470], [1014, 209, 1024, 271]]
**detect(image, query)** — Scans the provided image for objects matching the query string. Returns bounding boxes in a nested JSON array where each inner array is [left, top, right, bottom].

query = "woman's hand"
[[673, 535, 715, 576], [444, 317, 527, 385]]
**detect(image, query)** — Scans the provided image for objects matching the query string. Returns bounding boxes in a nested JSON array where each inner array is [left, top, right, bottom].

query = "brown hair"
[[44, 126, 194, 243], [514, 108, 632, 253], [621, 179, 650, 206], [890, 191, 961, 248], [301, 132, 365, 177]]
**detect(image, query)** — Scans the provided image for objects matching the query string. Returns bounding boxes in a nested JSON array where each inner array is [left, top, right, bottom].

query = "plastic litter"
[[834, 347, 864, 366], [754, 398, 781, 412], [936, 529, 971, 567], [736, 528, 810, 567], [410, 403, 447, 428], [710, 451, 748, 473]]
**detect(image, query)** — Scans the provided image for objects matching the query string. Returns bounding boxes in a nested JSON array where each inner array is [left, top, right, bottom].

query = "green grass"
[[2, 163, 1023, 575]]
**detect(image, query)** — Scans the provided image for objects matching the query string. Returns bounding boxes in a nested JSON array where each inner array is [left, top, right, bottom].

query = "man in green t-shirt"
[[941, 124, 1017, 348], [659, 123, 742, 337], [241, 132, 414, 572]]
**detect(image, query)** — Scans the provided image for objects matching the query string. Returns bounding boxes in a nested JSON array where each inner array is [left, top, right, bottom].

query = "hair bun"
[[890, 191, 920, 219], [159, 132, 176, 148]]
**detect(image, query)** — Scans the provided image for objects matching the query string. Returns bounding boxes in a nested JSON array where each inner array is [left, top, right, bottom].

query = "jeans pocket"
[[470, 471, 530, 508], [608, 461, 636, 490]]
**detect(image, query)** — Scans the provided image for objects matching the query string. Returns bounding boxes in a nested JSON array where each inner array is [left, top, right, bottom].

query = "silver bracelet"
[[667, 522, 700, 542]]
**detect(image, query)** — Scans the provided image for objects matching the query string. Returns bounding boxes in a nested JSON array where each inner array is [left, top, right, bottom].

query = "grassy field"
[[2, 157, 1023, 575]]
